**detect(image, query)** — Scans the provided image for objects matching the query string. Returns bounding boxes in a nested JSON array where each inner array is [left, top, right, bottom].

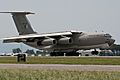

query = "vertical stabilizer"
[[0, 12, 36, 35]]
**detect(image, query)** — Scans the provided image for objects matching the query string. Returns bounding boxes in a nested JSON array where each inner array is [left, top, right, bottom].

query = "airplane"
[[0, 11, 115, 56]]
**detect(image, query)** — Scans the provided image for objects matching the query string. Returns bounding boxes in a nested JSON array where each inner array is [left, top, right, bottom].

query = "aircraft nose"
[[106, 38, 115, 46]]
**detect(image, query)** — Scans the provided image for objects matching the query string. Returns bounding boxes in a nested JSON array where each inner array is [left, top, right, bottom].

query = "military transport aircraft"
[[0, 11, 115, 55]]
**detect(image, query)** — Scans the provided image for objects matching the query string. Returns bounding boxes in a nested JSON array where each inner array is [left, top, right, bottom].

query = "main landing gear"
[[50, 51, 80, 56], [91, 49, 99, 55]]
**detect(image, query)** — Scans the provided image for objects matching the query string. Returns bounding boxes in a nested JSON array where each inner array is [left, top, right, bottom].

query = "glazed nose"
[[106, 38, 115, 46]]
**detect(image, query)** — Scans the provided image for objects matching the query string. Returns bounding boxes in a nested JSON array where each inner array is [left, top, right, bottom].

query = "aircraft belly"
[[78, 43, 110, 49], [25, 42, 77, 51], [24, 41, 109, 52], [50, 43, 109, 50]]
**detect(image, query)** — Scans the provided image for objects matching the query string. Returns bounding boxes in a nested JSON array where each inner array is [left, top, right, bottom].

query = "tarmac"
[[0, 64, 120, 71]]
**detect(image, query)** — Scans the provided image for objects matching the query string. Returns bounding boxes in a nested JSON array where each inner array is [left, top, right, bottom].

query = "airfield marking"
[[0, 64, 120, 71]]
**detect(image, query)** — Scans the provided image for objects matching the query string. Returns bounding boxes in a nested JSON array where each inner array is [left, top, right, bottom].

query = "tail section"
[[0, 11, 36, 35]]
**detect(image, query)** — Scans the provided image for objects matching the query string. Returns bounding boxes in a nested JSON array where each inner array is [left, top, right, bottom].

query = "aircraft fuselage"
[[25, 31, 115, 52]]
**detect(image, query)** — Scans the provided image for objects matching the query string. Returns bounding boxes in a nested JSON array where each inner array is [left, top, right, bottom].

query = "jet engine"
[[58, 37, 72, 44], [37, 38, 57, 46]]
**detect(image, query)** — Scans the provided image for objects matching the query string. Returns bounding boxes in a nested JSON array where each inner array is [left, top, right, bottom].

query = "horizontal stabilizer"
[[0, 11, 35, 15]]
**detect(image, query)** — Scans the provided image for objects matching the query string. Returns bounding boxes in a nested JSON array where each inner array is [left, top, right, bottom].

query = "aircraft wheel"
[[91, 51, 98, 55]]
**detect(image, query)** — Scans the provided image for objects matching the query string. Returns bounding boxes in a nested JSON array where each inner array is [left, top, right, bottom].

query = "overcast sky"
[[0, 0, 120, 44]]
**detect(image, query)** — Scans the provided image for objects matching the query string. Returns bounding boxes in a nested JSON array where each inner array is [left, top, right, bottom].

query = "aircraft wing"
[[2, 31, 72, 43]]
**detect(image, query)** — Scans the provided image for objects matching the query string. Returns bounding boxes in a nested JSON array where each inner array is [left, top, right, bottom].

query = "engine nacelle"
[[58, 37, 72, 44], [37, 38, 57, 46]]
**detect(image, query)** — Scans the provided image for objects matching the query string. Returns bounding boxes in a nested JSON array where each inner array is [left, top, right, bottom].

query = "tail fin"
[[0, 11, 36, 35]]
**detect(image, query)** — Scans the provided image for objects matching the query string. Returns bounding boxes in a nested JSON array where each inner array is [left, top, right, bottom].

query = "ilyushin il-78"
[[0, 11, 115, 55]]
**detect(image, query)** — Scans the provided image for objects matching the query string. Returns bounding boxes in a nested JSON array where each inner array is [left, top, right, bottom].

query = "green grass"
[[0, 56, 120, 65], [0, 69, 120, 80]]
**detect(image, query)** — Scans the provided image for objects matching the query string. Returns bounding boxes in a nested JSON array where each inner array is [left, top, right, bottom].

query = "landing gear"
[[50, 52, 64, 56], [50, 51, 80, 56], [91, 49, 99, 55], [65, 52, 80, 56]]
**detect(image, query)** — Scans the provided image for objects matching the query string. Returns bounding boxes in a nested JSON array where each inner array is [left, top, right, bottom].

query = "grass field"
[[0, 69, 119, 80], [0, 57, 120, 80], [0, 56, 120, 65]]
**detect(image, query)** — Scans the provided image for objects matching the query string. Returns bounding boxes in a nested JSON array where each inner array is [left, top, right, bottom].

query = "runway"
[[0, 64, 120, 71]]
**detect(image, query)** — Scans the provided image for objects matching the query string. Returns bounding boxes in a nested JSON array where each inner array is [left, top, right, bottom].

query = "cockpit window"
[[104, 34, 112, 38]]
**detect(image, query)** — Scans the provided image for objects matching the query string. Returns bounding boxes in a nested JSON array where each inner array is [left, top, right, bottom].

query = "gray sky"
[[0, 0, 120, 44]]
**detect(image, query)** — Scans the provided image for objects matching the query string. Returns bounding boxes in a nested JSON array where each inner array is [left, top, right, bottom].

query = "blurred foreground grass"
[[0, 56, 120, 65], [0, 69, 120, 80]]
